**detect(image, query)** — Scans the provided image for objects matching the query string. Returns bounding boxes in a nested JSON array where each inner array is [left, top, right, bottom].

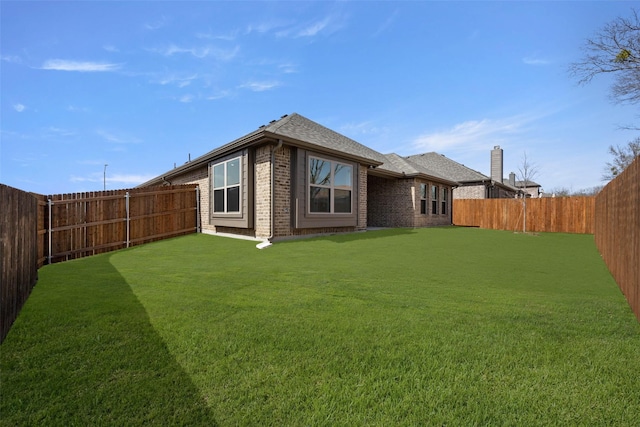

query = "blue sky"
[[2, 1, 638, 195]]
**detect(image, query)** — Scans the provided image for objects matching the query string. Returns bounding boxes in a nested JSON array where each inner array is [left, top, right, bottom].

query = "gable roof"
[[140, 113, 386, 187], [405, 152, 489, 183], [375, 153, 458, 186]]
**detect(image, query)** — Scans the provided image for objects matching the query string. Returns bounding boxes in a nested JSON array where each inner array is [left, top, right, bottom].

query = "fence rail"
[[595, 157, 640, 322], [453, 197, 595, 234], [1, 184, 39, 343], [37, 185, 199, 265]]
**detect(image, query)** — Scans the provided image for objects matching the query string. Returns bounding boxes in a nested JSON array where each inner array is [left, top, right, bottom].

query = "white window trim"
[[212, 156, 242, 215]]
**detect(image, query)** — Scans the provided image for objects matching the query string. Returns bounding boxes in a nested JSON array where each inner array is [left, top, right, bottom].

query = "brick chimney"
[[490, 146, 503, 183]]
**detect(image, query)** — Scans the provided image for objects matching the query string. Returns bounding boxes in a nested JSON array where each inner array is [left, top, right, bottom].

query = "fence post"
[[125, 192, 130, 248], [47, 198, 52, 264]]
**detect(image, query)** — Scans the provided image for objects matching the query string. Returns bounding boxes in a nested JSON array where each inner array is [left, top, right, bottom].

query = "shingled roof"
[[405, 152, 489, 183], [376, 153, 458, 185], [263, 113, 388, 165]]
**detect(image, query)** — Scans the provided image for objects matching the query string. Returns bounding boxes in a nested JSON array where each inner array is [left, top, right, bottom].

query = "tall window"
[[431, 185, 438, 215], [213, 157, 241, 213], [441, 187, 448, 214], [420, 184, 428, 214], [309, 157, 352, 214]]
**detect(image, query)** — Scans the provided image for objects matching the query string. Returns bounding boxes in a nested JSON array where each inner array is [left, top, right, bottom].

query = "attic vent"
[[259, 125, 266, 128], [270, 120, 276, 124], [281, 114, 288, 118]]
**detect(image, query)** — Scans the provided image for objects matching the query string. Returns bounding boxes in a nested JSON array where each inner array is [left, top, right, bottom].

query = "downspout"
[[257, 139, 283, 249], [269, 139, 284, 242]]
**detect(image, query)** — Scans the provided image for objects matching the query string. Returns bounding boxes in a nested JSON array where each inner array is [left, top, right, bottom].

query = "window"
[[420, 184, 428, 214], [212, 157, 241, 214], [309, 157, 352, 214], [431, 185, 438, 214], [441, 187, 448, 214]]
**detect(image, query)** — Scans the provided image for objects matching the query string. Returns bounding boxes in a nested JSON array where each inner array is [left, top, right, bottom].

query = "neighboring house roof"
[[514, 180, 541, 188], [406, 152, 522, 192], [140, 113, 387, 187], [405, 152, 489, 183], [375, 153, 458, 186]]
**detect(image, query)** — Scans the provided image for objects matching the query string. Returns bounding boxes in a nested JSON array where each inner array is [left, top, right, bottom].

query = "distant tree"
[[548, 186, 603, 197], [516, 151, 539, 196], [602, 138, 640, 181], [569, 9, 640, 105], [572, 185, 604, 196], [549, 187, 572, 197], [516, 151, 539, 233]]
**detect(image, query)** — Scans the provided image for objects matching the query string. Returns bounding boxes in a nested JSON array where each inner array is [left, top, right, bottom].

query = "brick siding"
[[367, 175, 452, 227]]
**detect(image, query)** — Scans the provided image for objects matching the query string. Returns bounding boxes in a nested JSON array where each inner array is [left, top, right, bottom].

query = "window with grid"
[[441, 187, 448, 214], [431, 185, 438, 214], [212, 157, 241, 214], [309, 157, 352, 214], [420, 183, 428, 214]]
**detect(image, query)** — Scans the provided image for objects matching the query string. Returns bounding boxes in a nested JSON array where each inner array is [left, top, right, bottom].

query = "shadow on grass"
[[0, 254, 217, 425], [278, 227, 419, 245]]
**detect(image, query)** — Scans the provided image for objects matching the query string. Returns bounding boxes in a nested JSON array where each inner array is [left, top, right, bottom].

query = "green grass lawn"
[[2, 228, 639, 426]]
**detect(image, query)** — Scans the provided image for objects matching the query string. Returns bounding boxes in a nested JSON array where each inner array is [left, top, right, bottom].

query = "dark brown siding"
[[1, 184, 39, 343]]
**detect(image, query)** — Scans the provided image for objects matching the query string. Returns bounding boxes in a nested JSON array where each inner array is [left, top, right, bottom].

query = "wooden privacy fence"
[[37, 185, 200, 265], [453, 197, 595, 234], [1, 184, 39, 343], [595, 157, 640, 322]]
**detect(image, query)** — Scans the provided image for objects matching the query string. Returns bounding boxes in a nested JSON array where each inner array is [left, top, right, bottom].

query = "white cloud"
[[67, 105, 89, 113], [13, 104, 26, 112], [45, 127, 77, 138], [341, 121, 388, 136], [523, 55, 550, 66], [71, 173, 154, 186], [179, 94, 195, 103], [297, 17, 331, 37], [412, 116, 534, 152], [246, 21, 289, 36], [196, 29, 239, 41], [41, 59, 121, 72], [144, 16, 167, 31], [103, 45, 119, 53], [206, 90, 232, 100], [373, 9, 399, 37], [155, 73, 198, 87], [1, 55, 22, 63], [109, 173, 155, 185], [278, 62, 299, 74], [97, 129, 142, 144], [152, 44, 239, 61], [275, 14, 347, 38], [239, 81, 281, 92]]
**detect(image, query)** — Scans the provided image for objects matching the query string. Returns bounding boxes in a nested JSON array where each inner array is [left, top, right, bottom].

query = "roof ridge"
[[264, 112, 296, 133]]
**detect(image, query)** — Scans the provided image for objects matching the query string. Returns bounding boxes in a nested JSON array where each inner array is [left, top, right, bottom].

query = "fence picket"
[[453, 197, 596, 234]]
